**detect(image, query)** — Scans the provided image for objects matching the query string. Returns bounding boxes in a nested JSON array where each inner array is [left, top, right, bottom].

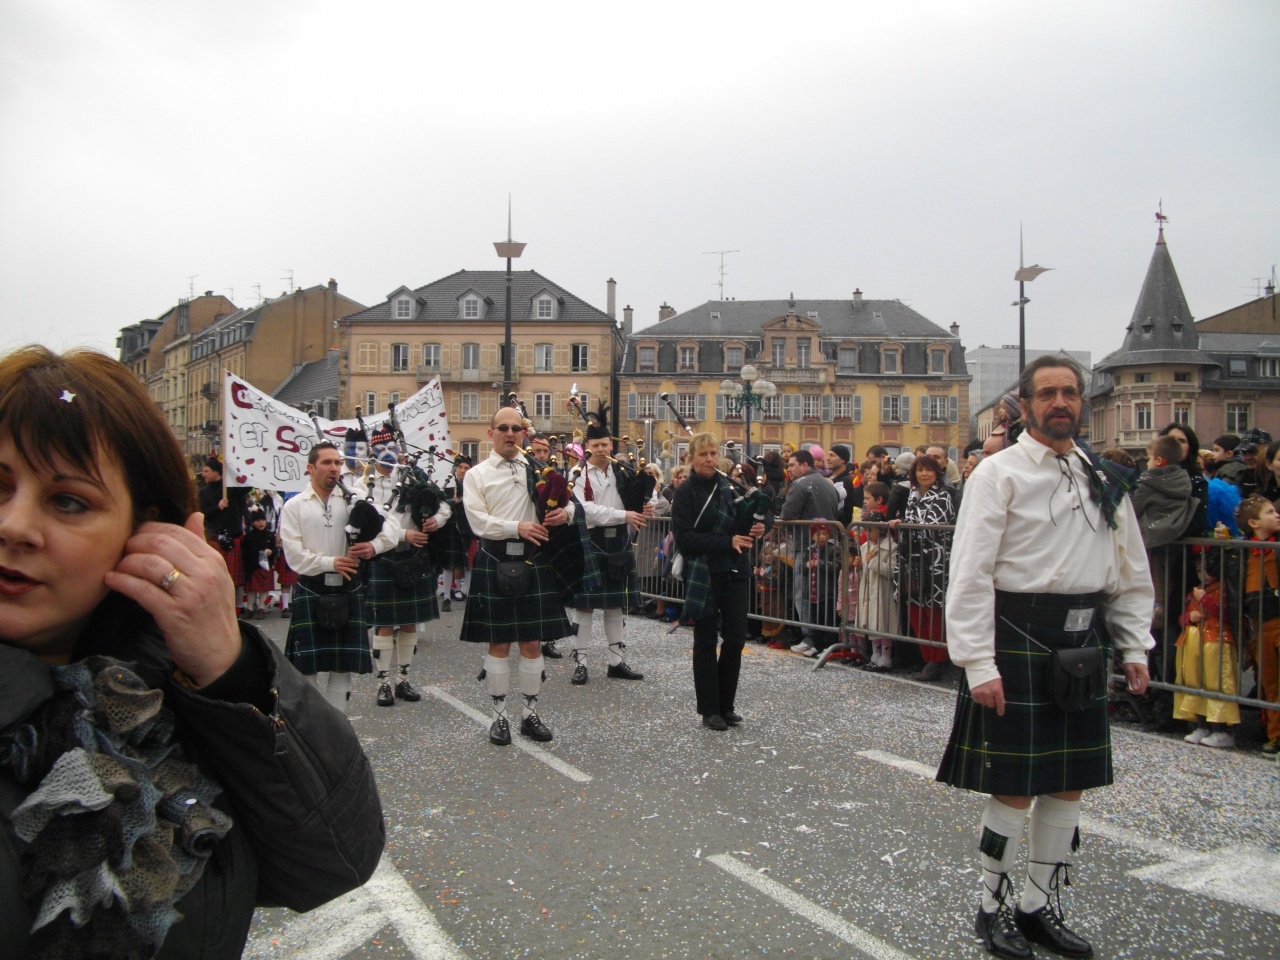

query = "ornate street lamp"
[[493, 200, 526, 408], [719, 363, 777, 462]]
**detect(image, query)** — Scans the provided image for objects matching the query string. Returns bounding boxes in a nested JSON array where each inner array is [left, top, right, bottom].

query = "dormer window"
[[536, 296, 554, 319], [679, 346, 696, 371], [882, 348, 900, 374], [463, 297, 480, 320], [395, 298, 412, 320]]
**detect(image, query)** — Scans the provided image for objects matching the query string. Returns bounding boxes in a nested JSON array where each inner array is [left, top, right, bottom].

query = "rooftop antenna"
[[225, 287, 235, 302], [704, 249, 739, 300], [252, 283, 263, 304], [282, 268, 294, 293], [186, 275, 198, 298]]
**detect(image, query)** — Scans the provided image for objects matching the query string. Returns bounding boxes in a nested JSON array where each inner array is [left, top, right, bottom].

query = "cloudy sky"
[[2, 1, 1276, 365]]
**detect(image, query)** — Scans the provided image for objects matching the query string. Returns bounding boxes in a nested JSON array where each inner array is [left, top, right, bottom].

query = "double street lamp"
[[494, 207, 526, 409], [718, 364, 777, 462]]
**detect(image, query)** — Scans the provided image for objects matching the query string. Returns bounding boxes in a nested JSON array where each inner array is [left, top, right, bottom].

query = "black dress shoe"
[[607, 661, 644, 680], [489, 717, 511, 746], [571, 663, 589, 685], [394, 678, 421, 702], [701, 714, 729, 731], [441, 598, 452, 612], [376, 681, 395, 707], [520, 712, 554, 742], [542, 640, 564, 659], [1014, 906, 1093, 958], [723, 711, 743, 726], [975, 907, 1032, 960]]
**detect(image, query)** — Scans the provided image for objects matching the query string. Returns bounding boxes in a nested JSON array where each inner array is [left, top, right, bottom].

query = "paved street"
[[243, 606, 1280, 960]]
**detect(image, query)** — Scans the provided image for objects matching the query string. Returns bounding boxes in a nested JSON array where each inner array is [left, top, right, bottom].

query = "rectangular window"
[[463, 298, 479, 319], [1173, 402, 1191, 425], [883, 350, 900, 374], [930, 348, 947, 374], [803, 394, 821, 418], [838, 347, 857, 373], [796, 338, 811, 369], [391, 343, 409, 372], [1134, 402, 1153, 431], [834, 395, 851, 419], [460, 393, 479, 420], [772, 338, 785, 367], [1226, 403, 1250, 433], [537, 298, 553, 319], [1134, 372, 1151, 383], [881, 394, 908, 423], [396, 299, 411, 319], [534, 392, 552, 418], [536, 343, 554, 372], [357, 341, 379, 372], [422, 343, 441, 369], [572, 344, 590, 372], [637, 393, 655, 417], [1262, 358, 1280, 378], [1229, 359, 1248, 377], [461, 343, 479, 370], [638, 346, 656, 372], [725, 346, 743, 371], [1174, 371, 1191, 382], [678, 393, 698, 419], [460, 441, 478, 461], [390, 392, 400, 406], [679, 346, 696, 371], [761, 395, 780, 419], [925, 396, 950, 422], [364, 392, 377, 414]]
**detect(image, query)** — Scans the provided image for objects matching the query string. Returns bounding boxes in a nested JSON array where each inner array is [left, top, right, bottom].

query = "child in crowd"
[[1132, 435, 1199, 550], [793, 520, 841, 657], [834, 531, 864, 662], [1174, 567, 1240, 748], [240, 506, 276, 618], [857, 508, 898, 670]]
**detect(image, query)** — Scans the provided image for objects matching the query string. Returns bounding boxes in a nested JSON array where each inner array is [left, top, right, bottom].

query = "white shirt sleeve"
[[944, 461, 1009, 689]]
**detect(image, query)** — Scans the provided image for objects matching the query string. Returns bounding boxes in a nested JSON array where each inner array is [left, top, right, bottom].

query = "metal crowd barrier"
[[635, 512, 1280, 721]]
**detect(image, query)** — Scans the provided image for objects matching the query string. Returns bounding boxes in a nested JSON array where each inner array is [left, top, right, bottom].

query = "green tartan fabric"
[[575, 525, 639, 609], [284, 583, 373, 675], [539, 500, 587, 606], [935, 614, 1113, 796], [368, 551, 441, 627], [459, 544, 573, 644]]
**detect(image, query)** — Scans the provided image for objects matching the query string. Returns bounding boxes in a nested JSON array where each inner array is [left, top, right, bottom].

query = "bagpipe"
[[310, 413, 384, 546]]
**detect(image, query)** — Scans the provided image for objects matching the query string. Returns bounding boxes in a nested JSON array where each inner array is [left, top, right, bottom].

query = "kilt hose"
[[368, 551, 440, 627], [575, 525, 638, 610], [459, 543, 572, 645], [936, 600, 1113, 797], [285, 580, 373, 675]]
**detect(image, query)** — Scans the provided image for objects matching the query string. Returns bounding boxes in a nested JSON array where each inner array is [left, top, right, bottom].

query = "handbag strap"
[[692, 486, 716, 530]]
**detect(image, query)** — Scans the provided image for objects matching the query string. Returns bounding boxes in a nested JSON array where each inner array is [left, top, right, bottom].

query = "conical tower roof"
[[1096, 226, 1215, 371]]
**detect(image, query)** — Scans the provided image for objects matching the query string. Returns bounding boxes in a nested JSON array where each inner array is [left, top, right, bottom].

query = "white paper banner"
[[221, 371, 451, 492]]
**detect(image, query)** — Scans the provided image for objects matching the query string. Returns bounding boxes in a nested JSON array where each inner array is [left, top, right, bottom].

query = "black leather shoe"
[[607, 661, 644, 680], [441, 598, 452, 612], [394, 678, 421, 702], [975, 907, 1032, 960], [1014, 906, 1093, 958], [702, 714, 729, 731], [520, 713, 554, 742], [376, 681, 394, 707], [571, 663, 589, 685], [723, 711, 743, 726], [542, 640, 564, 659], [489, 717, 511, 745]]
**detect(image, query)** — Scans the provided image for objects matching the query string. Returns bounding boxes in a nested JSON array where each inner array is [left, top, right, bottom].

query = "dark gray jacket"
[[780, 471, 841, 522]]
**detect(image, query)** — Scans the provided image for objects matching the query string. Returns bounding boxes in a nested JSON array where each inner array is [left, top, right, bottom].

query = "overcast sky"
[[2, 1, 1277, 365]]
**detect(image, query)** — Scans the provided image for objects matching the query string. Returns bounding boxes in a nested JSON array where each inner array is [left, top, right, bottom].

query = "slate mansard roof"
[[635, 297, 953, 340], [343, 269, 615, 325]]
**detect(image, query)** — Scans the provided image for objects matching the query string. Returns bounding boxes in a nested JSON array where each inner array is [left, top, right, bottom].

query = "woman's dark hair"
[[0, 345, 195, 525], [1158, 422, 1202, 476], [739, 461, 757, 487], [909, 454, 942, 488]]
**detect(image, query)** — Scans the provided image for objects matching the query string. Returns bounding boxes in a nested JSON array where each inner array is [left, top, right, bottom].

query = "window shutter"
[[696, 394, 706, 422], [654, 394, 667, 420], [715, 394, 725, 421], [555, 343, 570, 372], [881, 395, 892, 422], [589, 344, 598, 374], [627, 393, 638, 421], [821, 395, 833, 422], [481, 344, 496, 370], [480, 393, 496, 421], [518, 343, 533, 371], [949, 395, 959, 423], [410, 343, 421, 368], [901, 396, 910, 423], [852, 395, 863, 423], [380, 343, 391, 373]]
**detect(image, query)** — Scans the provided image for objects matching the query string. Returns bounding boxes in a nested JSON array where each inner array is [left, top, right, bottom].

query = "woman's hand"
[[104, 512, 242, 688]]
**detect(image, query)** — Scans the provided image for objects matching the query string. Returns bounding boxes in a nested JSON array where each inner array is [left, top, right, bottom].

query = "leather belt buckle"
[[1063, 607, 1094, 632], [505, 541, 525, 557], [323, 572, 344, 588], [604, 527, 618, 539]]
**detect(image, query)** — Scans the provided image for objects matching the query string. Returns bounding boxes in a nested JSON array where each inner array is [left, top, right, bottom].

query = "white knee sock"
[[325, 672, 352, 714], [979, 797, 1030, 912], [280, 585, 293, 608], [459, 569, 471, 595], [603, 608, 626, 666], [1021, 796, 1081, 913], [572, 609, 592, 663], [518, 655, 546, 719], [395, 628, 418, 674], [484, 654, 510, 721], [372, 632, 394, 678]]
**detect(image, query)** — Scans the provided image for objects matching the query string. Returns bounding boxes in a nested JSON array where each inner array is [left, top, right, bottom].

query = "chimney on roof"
[[852, 288, 863, 305], [658, 302, 676, 322], [328, 278, 338, 292], [949, 322, 960, 337], [606, 278, 616, 319], [204, 290, 213, 297], [623, 305, 633, 337]]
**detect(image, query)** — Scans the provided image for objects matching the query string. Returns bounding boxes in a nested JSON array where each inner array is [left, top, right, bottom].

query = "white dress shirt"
[[280, 481, 401, 576], [945, 431, 1155, 689], [463, 452, 576, 541], [581, 462, 627, 528], [366, 470, 452, 546]]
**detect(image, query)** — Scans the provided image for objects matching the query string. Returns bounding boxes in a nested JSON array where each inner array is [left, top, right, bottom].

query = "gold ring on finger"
[[158, 568, 182, 592]]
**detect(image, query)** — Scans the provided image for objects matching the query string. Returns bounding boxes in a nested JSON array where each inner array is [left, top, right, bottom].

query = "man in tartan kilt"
[[937, 356, 1153, 960], [281, 441, 401, 714], [462, 407, 576, 746], [365, 428, 452, 707], [567, 412, 651, 685]]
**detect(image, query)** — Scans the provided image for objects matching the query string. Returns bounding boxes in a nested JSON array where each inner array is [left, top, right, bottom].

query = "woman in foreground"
[[0, 346, 384, 959]]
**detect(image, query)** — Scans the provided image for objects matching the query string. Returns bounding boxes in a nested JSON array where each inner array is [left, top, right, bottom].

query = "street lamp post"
[[493, 206, 526, 409], [718, 363, 777, 462], [1012, 225, 1052, 372]]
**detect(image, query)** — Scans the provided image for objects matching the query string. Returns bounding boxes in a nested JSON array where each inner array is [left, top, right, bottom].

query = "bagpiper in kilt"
[[365, 438, 451, 707], [461, 408, 578, 746], [936, 357, 1153, 960], [280, 442, 402, 714]]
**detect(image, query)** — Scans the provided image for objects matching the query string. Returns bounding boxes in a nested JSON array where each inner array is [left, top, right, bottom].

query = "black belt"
[[298, 573, 361, 593], [589, 524, 628, 544], [479, 537, 530, 560], [996, 590, 1104, 632]]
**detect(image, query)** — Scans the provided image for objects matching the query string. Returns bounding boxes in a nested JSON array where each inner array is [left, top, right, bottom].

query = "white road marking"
[[425, 685, 594, 783], [856, 748, 1280, 916], [708, 853, 914, 960], [363, 858, 472, 958]]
